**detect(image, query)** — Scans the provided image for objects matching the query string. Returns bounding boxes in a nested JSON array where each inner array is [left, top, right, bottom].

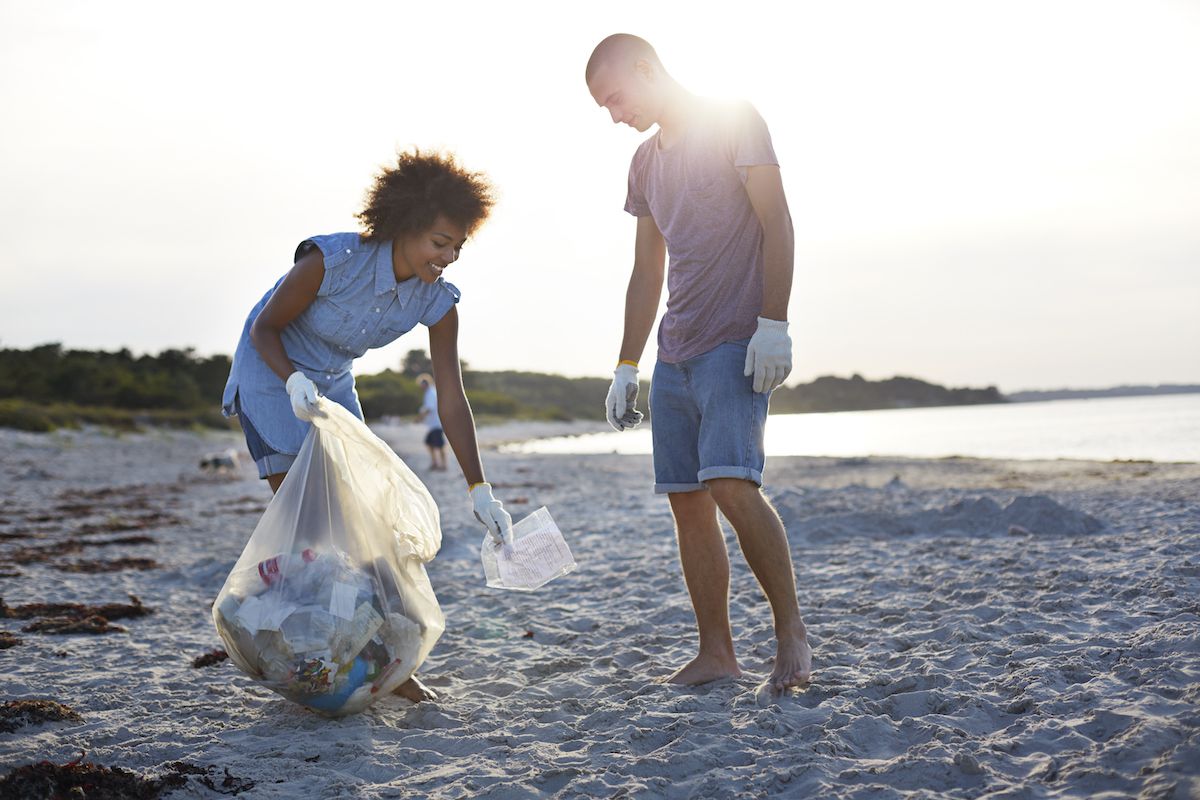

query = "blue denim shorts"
[[649, 339, 770, 494], [234, 396, 297, 479]]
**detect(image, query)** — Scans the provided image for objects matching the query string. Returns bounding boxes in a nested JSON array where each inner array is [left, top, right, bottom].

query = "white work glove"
[[285, 371, 320, 421], [743, 317, 792, 394], [471, 482, 513, 547], [605, 362, 643, 431]]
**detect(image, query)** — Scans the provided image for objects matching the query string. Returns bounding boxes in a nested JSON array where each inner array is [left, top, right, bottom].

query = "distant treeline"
[[0, 344, 1004, 432], [1007, 385, 1200, 402], [0, 344, 232, 431], [770, 374, 1004, 413]]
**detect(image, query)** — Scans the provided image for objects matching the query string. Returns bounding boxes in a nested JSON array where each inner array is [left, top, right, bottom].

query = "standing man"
[[416, 373, 448, 471], [586, 34, 811, 691]]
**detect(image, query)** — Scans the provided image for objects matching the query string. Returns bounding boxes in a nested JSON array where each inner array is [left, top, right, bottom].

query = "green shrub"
[[356, 370, 423, 419], [465, 389, 520, 417]]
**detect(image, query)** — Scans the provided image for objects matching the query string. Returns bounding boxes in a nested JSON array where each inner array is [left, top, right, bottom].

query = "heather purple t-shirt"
[[625, 99, 779, 364]]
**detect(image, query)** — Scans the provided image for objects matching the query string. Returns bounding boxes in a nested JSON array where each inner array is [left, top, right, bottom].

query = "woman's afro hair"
[[357, 149, 495, 242]]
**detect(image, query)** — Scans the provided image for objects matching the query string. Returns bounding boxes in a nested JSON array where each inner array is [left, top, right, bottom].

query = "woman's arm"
[[427, 306, 486, 486], [248, 249, 326, 382]]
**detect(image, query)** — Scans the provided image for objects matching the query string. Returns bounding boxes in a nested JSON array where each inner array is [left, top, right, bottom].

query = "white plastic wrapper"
[[213, 398, 444, 716], [481, 506, 576, 591]]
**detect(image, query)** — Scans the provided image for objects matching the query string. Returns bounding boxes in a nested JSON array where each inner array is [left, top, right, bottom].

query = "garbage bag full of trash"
[[213, 397, 444, 716]]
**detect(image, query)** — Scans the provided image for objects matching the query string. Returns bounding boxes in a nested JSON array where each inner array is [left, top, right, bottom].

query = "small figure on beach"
[[586, 34, 812, 691], [198, 448, 240, 476], [415, 373, 448, 471], [221, 149, 514, 702]]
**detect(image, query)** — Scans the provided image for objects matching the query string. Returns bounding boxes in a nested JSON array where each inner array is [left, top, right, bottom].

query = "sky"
[[1, 0, 1197, 393]]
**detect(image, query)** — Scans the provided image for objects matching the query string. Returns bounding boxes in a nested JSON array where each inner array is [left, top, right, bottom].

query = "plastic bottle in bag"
[[257, 548, 317, 587]]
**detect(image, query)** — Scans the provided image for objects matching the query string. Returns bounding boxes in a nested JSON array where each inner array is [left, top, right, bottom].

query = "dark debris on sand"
[[0, 754, 256, 799], [0, 700, 83, 733], [8, 535, 158, 565], [1, 594, 152, 621], [22, 615, 126, 634], [192, 649, 229, 668], [53, 557, 159, 574], [75, 513, 182, 536], [1, 594, 152, 636]]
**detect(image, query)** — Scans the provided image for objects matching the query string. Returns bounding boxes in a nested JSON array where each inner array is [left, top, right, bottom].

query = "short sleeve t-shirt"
[[625, 99, 778, 363]]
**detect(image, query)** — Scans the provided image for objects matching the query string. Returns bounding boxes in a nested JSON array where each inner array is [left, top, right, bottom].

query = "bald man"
[[586, 34, 812, 692]]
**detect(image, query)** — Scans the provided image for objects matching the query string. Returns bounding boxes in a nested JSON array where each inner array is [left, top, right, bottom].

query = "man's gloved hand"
[[285, 371, 320, 421], [470, 482, 513, 547], [744, 316, 792, 393], [605, 362, 643, 431]]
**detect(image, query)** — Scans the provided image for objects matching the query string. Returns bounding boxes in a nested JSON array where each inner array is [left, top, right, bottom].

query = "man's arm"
[[618, 215, 667, 363], [744, 164, 794, 321]]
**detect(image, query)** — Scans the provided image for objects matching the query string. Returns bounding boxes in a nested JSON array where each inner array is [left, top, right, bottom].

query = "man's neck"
[[656, 87, 696, 150]]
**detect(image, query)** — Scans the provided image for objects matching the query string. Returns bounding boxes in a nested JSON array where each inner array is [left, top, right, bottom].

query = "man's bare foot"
[[665, 652, 742, 686], [392, 675, 438, 703], [769, 628, 812, 692]]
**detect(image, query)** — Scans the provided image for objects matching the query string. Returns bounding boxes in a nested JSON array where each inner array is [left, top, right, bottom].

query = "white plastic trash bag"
[[213, 397, 445, 716], [481, 506, 576, 591]]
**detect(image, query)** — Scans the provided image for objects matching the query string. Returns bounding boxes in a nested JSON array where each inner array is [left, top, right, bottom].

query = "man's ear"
[[633, 57, 657, 83]]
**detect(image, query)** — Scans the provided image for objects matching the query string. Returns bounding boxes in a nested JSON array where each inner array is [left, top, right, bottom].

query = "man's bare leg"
[[666, 490, 742, 685], [707, 478, 811, 691]]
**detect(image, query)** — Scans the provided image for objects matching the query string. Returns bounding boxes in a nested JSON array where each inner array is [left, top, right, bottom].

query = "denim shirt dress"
[[221, 232, 460, 455]]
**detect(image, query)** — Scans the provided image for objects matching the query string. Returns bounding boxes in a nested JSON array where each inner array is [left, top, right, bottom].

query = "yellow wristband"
[[468, 481, 487, 491], [617, 359, 638, 368]]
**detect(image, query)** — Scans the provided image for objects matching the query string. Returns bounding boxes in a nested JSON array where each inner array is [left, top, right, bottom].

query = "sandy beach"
[[2, 419, 1199, 799]]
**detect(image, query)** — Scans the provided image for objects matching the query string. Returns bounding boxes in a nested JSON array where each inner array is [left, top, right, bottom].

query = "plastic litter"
[[481, 506, 576, 591], [213, 398, 444, 716]]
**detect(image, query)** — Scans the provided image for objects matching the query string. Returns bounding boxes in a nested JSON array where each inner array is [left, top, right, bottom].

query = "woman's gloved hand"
[[470, 482, 513, 547], [286, 371, 320, 420]]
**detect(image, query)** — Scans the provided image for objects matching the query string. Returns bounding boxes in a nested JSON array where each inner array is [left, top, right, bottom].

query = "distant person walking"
[[585, 34, 812, 691], [221, 150, 513, 700], [416, 373, 447, 471]]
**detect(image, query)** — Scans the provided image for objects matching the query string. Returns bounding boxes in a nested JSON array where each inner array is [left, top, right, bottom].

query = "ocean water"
[[506, 393, 1200, 463]]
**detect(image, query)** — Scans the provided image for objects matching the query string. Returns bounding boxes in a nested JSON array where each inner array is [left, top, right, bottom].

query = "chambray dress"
[[222, 232, 460, 467]]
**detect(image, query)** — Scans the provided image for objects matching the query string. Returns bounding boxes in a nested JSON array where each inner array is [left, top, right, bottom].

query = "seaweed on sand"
[[0, 753, 253, 799], [1, 594, 152, 635], [0, 594, 152, 621], [7, 535, 158, 565], [192, 649, 229, 668], [22, 615, 126, 634], [0, 700, 83, 733], [53, 557, 159, 573]]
